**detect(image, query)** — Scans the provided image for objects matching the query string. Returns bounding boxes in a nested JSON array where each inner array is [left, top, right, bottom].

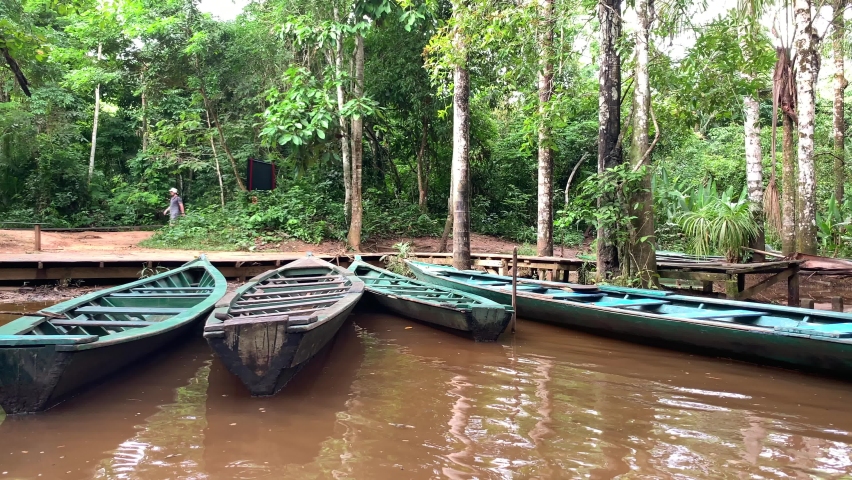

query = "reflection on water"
[[1, 311, 852, 479], [0, 300, 56, 326]]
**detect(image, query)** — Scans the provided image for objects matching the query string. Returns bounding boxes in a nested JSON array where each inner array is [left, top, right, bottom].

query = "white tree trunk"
[[88, 43, 102, 185], [333, 6, 352, 224], [629, 0, 658, 286], [205, 110, 226, 208], [744, 95, 765, 260], [347, 34, 365, 251], [793, 0, 819, 254]]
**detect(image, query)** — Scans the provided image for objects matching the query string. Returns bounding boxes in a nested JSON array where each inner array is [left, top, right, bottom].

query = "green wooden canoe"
[[204, 256, 364, 396], [0, 256, 227, 414], [406, 260, 852, 378], [348, 260, 513, 342]]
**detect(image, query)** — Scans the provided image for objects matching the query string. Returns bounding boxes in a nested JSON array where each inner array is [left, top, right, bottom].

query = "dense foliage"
[[0, 0, 849, 258]]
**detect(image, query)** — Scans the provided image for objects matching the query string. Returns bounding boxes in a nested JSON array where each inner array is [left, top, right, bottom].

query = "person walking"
[[164, 187, 185, 221]]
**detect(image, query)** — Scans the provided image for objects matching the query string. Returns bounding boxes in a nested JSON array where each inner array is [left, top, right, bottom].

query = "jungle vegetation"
[[1, 0, 851, 283]]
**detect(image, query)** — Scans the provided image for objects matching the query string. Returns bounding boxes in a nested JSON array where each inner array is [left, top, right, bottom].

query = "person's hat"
[[169, 187, 178, 193]]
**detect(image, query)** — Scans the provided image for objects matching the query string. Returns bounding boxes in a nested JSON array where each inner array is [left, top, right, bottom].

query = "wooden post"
[[511, 246, 518, 334], [831, 296, 845, 312], [499, 259, 508, 276], [725, 274, 739, 299], [701, 281, 713, 293], [34, 224, 41, 252], [787, 264, 800, 307], [801, 298, 815, 309]]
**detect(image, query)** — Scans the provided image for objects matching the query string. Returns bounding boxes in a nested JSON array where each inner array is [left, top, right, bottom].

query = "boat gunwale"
[[348, 260, 510, 313], [0, 256, 227, 350], [404, 260, 852, 345]]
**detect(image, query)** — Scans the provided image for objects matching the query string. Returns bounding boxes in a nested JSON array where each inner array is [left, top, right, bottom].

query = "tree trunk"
[[536, 0, 554, 257], [834, 0, 847, 203], [334, 6, 352, 224], [416, 116, 430, 213], [629, 0, 658, 286], [781, 113, 797, 254], [141, 67, 149, 152], [596, 0, 623, 280], [205, 110, 226, 209], [348, 34, 365, 251], [88, 43, 102, 185], [794, 0, 819, 254], [451, 24, 471, 271], [439, 194, 453, 253], [744, 96, 765, 261]]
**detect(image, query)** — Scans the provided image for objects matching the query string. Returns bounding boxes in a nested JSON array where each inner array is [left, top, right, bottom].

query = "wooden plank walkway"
[[0, 250, 803, 306]]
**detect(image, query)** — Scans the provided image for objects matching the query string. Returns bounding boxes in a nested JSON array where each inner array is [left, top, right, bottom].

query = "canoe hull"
[[366, 291, 509, 342], [206, 301, 357, 396], [409, 264, 852, 377], [204, 256, 364, 396], [0, 317, 201, 414]]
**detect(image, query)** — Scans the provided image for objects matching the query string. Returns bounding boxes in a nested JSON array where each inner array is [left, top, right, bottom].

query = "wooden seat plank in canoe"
[[232, 306, 324, 318], [594, 298, 670, 308], [73, 306, 188, 315], [230, 297, 339, 314], [261, 279, 345, 287], [243, 285, 350, 298], [235, 291, 345, 305], [131, 287, 213, 291], [669, 309, 765, 320], [50, 320, 156, 328], [264, 274, 342, 282]]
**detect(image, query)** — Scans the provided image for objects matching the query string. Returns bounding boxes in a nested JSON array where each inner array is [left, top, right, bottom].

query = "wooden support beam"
[[731, 268, 794, 301], [787, 264, 800, 307], [831, 296, 844, 312], [801, 298, 815, 309], [701, 281, 713, 293], [34, 224, 41, 252]]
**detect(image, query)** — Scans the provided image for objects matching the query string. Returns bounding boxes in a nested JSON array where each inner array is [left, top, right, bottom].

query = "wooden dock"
[[0, 250, 803, 306]]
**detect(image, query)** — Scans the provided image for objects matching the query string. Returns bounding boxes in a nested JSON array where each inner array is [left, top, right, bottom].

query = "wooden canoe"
[[406, 260, 852, 379], [348, 260, 512, 342], [203, 256, 364, 396], [0, 256, 227, 414]]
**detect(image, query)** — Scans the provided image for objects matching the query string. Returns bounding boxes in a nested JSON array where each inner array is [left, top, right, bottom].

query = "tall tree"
[[629, 0, 658, 286], [597, 0, 622, 279], [833, 0, 847, 204], [793, 0, 819, 254], [88, 42, 102, 184], [348, 33, 365, 251], [741, 5, 765, 260], [333, 5, 353, 224], [451, 6, 471, 271], [536, 0, 554, 257]]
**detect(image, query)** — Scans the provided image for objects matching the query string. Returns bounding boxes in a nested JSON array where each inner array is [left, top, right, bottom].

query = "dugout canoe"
[[348, 260, 513, 342], [203, 256, 364, 396], [0, 256, 227, 414], [406, 260, 852, 378]]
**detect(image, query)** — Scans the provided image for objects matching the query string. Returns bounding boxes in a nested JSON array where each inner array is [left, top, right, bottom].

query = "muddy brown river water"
[[1, 307, 852, 479]]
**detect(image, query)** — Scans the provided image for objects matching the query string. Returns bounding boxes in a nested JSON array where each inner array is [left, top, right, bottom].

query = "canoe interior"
[[0, 258, 224, 347], [406, 260, 852, 342], [349, 262, 503, 309], [216, 262, 361, 325]]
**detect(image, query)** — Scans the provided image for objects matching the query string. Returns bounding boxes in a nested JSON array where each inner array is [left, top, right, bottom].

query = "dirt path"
[[0, 229, 569, 257]]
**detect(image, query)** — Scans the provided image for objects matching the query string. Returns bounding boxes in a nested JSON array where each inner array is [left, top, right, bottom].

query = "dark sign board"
[[247, 158, 276, 191]]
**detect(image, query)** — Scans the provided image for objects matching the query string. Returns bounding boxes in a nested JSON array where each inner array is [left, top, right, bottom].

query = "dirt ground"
[[0, 229, 551, 256]]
